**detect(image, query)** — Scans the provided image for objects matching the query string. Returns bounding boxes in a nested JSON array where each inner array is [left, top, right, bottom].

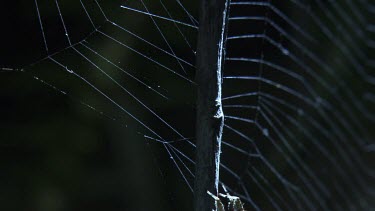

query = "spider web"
[[0, 0, 374, 210], [221, 1, 375, 210]]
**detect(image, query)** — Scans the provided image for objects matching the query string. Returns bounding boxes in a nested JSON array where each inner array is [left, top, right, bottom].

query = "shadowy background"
[[0, 1, 374, 211]]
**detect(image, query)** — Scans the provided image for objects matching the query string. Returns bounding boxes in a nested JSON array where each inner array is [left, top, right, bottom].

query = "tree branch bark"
[[194, 0, 230, 210]]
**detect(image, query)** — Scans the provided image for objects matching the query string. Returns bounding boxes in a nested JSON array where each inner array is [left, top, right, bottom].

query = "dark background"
[[0, 1, 374, 211], [0, 1, 197, 210]]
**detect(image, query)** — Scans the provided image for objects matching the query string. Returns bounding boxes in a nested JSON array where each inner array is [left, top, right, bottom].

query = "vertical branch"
[[194, 0, 230, 210]]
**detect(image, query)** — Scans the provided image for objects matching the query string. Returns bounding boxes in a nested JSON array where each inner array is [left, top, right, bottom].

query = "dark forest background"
[[0, 1, 374, 211]]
